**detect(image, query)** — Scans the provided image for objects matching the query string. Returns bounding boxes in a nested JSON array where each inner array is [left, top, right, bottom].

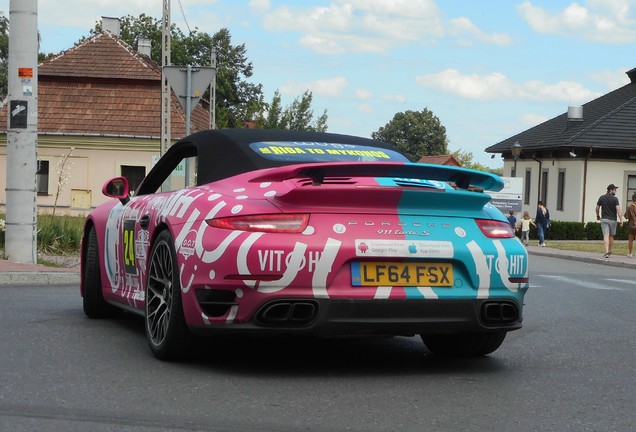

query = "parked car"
[[81, 128, 529, 360]]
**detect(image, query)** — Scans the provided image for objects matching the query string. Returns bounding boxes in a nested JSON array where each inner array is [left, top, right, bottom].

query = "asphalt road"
[[1, 254, 635, 432]]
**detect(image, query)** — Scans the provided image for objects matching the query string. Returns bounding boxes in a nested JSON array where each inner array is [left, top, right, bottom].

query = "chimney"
[[627, 68, 636, 84], [567, 106, 583, 121], [101, 16, 121, 37], [137, 37, 151, 57]]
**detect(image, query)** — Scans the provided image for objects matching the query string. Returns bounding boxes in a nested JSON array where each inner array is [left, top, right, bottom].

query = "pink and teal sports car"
[[81, 129, 529, 360]]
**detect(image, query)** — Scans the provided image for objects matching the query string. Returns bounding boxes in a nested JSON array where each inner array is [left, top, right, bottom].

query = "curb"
[[527, 249, 635, 269], [1, 248, 632, 287], [0, 272, 80, 286]]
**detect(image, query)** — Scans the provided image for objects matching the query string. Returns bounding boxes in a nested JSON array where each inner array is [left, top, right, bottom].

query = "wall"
[[0, 135, 160, 216], [585, 160, 636, 221], [505, 157, 636, 223]]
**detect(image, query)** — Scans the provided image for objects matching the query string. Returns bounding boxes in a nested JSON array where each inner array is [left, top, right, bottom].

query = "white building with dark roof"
[[486, 68, 636, 223]]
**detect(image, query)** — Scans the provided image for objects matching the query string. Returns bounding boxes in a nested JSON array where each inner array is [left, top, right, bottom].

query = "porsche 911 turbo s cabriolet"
[[81, 128, 529, 360]]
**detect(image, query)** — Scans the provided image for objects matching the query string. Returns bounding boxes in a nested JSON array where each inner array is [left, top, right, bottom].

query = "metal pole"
[[185, 65, 191, 135], [160, 0, 171, 157], [160, 0, 171, 192], [184, 65, 191, 185], [210, 47, 216, 129], [5, 0, 38, 263]]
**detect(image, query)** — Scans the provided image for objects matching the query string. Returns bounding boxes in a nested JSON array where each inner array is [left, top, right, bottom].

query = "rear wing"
[[249, 162, 504, 192]]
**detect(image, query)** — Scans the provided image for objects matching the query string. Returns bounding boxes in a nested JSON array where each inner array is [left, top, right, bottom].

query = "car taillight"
[[206, 214, 309, 233], [475, 219, 515, 238]]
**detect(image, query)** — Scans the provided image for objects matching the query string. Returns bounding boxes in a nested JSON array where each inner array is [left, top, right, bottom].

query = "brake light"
[[475, 219, 515, 238], [207, 214, 309, 233]]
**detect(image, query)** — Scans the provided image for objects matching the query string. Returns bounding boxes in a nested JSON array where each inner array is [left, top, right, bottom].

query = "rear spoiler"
[[249, 162, 504, 192]]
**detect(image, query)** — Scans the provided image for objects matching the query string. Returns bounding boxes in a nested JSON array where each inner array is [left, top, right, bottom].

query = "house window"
[[557, 169, 565, 211], [121, 165, 146, 193], [524, 168, 531, 205], [627, 175, 636, 205], [36, 160, 50, 195], [541, 169, 549, 204]]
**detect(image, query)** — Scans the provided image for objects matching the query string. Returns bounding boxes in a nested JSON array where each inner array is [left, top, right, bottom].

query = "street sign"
[[163, 66, 216, 113], [489, 177, 523, 213], [9, 100, 27, 129]]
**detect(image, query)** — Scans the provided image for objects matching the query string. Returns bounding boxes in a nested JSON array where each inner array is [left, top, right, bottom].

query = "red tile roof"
[[40, 33, 160, 80], [418, 154, 462, 166], [0, 32, 210, 138]]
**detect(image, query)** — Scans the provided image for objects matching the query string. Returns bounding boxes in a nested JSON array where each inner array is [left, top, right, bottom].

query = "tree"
[[372, 108, 448, 162], [451, 149, 495, 173], [256, 90, 328, 132], [0, 13, 328, 129], [89, 15, 264, 128], [52, 147, 74, 217]]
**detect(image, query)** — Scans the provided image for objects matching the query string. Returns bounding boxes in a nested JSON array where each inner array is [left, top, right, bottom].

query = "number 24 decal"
[[123, 229, 135, 266], [122, 220, 137, 274]]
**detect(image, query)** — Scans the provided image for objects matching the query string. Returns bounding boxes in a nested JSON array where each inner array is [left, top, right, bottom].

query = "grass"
[[541, 240, 629, 256], [37, 214, 84, 254], [37, 257, 68, 267], [0, 213, 84, 255]]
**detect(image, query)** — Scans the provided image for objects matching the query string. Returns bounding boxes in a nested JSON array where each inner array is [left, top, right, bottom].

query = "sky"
[[2, 0, 636, 168]]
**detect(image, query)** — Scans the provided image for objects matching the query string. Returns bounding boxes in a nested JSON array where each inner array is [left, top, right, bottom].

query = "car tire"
[[83, 226, 121, 318], [421, 331, 506, 357], [145, 230, 194, 360]]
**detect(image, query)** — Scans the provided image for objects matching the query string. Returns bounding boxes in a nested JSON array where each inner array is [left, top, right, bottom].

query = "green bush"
[[527, 220, 628, 241], [0, 213, 84, 253], [1, 214, 628, 252]]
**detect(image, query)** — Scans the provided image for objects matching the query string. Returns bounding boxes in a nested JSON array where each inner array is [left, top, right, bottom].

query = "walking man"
[[596, 183, 624, 258]]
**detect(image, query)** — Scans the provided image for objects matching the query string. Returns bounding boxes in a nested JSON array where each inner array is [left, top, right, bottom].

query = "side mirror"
[[102, 177, 130, 205]]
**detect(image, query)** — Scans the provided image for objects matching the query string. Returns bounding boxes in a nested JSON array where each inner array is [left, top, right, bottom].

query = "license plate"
[[351, 262, 453, 287]]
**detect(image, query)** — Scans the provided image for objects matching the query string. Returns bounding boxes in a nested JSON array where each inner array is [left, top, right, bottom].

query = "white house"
[[486, 68, 636, 223]]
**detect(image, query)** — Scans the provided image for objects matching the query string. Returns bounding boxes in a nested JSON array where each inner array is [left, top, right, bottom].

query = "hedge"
[[525, 221, 628, 241]]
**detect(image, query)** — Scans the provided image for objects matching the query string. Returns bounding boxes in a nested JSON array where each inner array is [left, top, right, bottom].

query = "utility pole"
[[160, 0, 171, 156], [5, 0, 38, 263], [210, 47, 216, 129]]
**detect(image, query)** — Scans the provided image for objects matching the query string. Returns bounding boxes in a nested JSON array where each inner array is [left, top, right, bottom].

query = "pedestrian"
[[624, 192, 636, 258], [596, 183, 624, 259], [507, 210, 518, 233], [535, 201, 550, 247], [520, 211, 536, 247]]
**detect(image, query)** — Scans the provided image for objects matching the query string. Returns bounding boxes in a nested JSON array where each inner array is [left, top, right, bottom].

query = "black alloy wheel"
[[145, 230, 193, 360]]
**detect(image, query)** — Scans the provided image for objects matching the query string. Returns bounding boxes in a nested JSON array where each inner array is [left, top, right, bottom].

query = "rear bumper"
[[189, 298, 523, 336]]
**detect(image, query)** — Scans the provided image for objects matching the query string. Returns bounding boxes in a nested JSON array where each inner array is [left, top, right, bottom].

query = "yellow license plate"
[[351, 262, 453, 287]]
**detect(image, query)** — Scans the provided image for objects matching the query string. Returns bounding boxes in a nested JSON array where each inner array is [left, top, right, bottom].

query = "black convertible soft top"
[[175, 128, 407, 184], [136, 128, 504, 195]]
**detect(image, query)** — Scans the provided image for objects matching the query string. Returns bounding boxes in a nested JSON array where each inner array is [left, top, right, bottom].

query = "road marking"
[[539, 275, 627, 291], [605, 278, 636, 286]]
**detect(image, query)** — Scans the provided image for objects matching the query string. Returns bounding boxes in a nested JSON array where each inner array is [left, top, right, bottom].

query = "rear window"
[[250, 141, 409, 163]]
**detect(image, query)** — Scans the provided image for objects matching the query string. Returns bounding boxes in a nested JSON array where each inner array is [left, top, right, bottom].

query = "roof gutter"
[[581, 147, 593, 223]]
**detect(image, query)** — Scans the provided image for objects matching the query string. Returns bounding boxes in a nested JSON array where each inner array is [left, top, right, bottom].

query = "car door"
[[106, 143, 199, 311]]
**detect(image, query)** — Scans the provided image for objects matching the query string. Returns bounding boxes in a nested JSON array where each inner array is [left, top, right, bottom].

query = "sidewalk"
[[1, 243, 634, 286], [0, 253, 80, 286], [527, 243, 636, 269]]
